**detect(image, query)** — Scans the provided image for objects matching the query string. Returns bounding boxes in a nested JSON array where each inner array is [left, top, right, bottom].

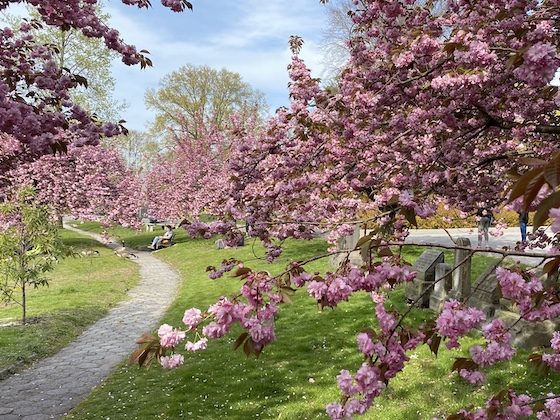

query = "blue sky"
[[107, 1, 333, 131]]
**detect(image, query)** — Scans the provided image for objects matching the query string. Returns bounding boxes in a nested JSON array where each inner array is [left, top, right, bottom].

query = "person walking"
[[519, 210, 529, 244], [476, 204, 493, 247]]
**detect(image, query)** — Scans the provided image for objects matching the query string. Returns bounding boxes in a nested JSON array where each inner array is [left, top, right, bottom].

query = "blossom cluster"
[[496, 267, 560, 322], [543, 332, 560, 371], [436, 300, 486, 349]]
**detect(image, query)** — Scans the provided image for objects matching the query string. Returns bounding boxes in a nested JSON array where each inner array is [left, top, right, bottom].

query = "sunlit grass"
[[68, 224, 559, 419], [0, 229, 139, 376]]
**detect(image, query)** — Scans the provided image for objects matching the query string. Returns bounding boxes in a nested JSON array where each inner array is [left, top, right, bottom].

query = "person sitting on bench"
[[149, 225, 174, 250]]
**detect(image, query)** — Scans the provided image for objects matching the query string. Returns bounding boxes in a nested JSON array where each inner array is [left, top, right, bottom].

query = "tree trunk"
[[22, 282, 26, 325]]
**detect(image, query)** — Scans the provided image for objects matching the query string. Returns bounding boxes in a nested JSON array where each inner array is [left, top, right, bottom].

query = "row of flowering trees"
[[4, 143, 142, 227], [2, 0, 560, 418], [138, 1, 560, 419], [0, 0, 195, 223]]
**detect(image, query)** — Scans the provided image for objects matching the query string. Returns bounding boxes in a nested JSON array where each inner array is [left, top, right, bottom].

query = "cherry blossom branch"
[[388, 241, 559, 260], [477, 106, 560, 135], [442, 227, 458, 245], [463, 256, 506, 305], [525, 394, 560, 405], [397, 57, 451, 85], [388, 249, 476, 340]]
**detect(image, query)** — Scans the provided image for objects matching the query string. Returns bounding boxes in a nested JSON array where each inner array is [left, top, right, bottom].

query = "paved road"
[[0, 225, 180, 419], [405, 227, 552, 266]]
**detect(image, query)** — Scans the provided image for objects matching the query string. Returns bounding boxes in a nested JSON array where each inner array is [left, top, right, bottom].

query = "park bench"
[[153, 231, 175, 250]]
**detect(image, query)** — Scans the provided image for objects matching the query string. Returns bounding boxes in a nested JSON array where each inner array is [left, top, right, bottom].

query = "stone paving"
[[405, 227, 553, 266], [0, 225, 180, 419]]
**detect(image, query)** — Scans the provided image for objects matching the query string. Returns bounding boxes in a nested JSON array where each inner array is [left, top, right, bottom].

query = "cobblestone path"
[[0, 225, 180, 419]]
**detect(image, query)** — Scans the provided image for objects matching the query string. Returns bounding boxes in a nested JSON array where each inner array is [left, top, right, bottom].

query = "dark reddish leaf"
[[523, 173, 545, 211], [378, 247, 393, 257], [281, 291, 293, 304], [492, 389, 508, 403], [243, 337, 256, 357], [533, 190, 560, 229], [509, 167, 543, 202], [533, 402, 546, 414], [129, 333, 160, 367], [533, 291, 545, 307], [506, 51, 525, 69], [543, 154, 560, 189], [355, 233, 373, 249], [486, 405, 499, 420], [401, 207, 418, 227], [73, 74, 88, 88], [233, 332, 248, 350], [233, 267, 252, 278], [528, 352, 551, 375], [518, 157, 547, 167], [451, 357, 479, 373], [429, 333, 441, 357], [542, 257, 560, 275]]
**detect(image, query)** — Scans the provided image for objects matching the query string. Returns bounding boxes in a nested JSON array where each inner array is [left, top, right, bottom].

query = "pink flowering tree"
[[132, 1, 560, 418], [6, 145, 143, 227], [144, 121, 234, 222], [0, 0, 193, 166]]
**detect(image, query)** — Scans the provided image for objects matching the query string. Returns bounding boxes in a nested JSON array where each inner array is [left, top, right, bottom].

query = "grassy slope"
[[69, 224, 559, 419], [0, 229, 139, 376]]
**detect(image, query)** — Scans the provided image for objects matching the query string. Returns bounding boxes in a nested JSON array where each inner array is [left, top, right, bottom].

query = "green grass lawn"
[[73, 220, 189, 250], [68, 224, 559, 419], [0, 229, 140, 377]]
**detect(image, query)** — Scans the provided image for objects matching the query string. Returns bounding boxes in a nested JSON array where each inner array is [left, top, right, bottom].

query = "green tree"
[[0, 188, 71, 324], [145, 64, 267, 139], [105, 130, 161, 174], [3, 5, 126, 123]]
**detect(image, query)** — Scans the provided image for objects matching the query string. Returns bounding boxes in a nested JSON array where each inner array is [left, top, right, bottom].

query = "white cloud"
[[107, 1, 329, 131]]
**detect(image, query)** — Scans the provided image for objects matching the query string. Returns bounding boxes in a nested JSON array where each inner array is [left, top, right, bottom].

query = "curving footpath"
[[0, 224, 180, 419]]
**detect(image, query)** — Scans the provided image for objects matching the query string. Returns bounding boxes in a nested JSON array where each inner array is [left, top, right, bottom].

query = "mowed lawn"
[[68, 224, 559, 419], [0, 229, 139, 377]]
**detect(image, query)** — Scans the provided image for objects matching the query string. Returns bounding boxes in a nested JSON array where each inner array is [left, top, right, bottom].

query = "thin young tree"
[[0, 188, 71, 324]]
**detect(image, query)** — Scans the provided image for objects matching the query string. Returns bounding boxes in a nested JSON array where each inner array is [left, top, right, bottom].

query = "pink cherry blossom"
[[160, 354, 184, 369], [157, 324, 186, 348], [436, 300, 485, 349], [185, 338, 208, 352], [182, 308, 203, 330]]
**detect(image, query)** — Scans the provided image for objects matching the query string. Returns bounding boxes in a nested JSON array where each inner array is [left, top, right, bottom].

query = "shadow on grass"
[[59, 234, 104, 250]]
